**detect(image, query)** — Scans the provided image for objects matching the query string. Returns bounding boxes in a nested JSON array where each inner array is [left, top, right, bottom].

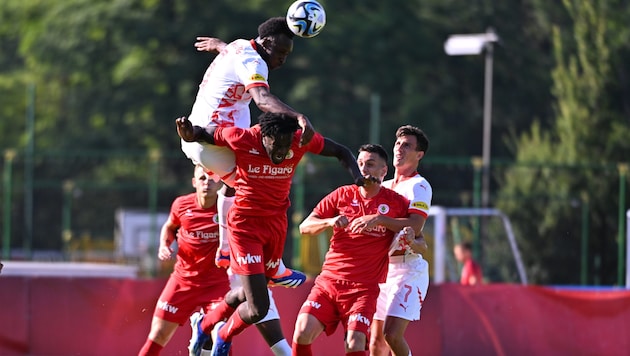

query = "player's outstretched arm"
[[194, 37, 227, 53], [248, 86, 314, 146], [317, 138, 378, 187], [175, 116, 216, 144]]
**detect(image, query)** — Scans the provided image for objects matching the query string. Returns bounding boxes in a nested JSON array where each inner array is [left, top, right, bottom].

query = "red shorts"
[[227, 210, 287, 278], [153, 275, 230, 325], [299, 275, 380, 337]]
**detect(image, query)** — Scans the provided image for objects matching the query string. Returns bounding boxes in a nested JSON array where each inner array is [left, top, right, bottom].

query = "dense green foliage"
[[0, 0, 628, 285]]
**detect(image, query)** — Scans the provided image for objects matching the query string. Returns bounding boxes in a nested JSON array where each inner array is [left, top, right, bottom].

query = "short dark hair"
[[358, 143, 388, 163], [258, 17, 295, 39], [396, 125, 429, 153], [258, 112, 300, 138]]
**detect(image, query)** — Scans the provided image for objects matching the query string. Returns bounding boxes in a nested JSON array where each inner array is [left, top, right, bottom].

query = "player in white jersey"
[[181, 17, 312, 287], [370, 125, 432, 356]]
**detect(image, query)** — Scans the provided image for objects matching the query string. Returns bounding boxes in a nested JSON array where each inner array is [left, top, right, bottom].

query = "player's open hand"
[[176, 116, 196, 142], [355, 175, 381, 188], [195, 37, 227, 53], [297, 114, 315, 147]]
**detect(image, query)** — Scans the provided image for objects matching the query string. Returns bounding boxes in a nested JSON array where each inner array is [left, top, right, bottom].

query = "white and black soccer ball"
[[286, 0, 326, 38]]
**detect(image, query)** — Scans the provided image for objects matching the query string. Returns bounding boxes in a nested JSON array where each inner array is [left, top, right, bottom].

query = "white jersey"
[[382, 173, 432, 257], [188, 39, 269, 129], [182, 39, 269, 184], [375, 172, 432, 322]]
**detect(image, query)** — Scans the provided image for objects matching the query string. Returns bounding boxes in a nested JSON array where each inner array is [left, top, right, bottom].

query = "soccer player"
[[181, 17, 313, 284], [138, 165, 293, 356], [138, 165, 229, 355], [454, 241, 484, 286], [292, 144, 424, 356], [176, 112, 371, 356], [370, 125, 433, 356]]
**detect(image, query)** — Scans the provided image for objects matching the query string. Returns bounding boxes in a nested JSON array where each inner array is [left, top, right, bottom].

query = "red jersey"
[[314, 185, 418, 284], [169, 193, 227, 286], [460, 259, 483, 286], [214, 125, 325, 216]]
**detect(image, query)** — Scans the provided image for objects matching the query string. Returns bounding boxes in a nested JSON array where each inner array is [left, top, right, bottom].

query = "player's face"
[[262, 133, 294, 164], [193, 167, 222, 196], [357, 151, 387, 182], [393, 135, 423, 169], [265, 35, 293, 70]]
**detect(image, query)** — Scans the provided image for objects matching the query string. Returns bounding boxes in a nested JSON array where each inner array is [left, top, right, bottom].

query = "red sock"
[[345, 351, 367, 356], [138, 339, 163, 356], [201, 301, 236, 334], [218, 312, 250, 342], [292, 342, 312, 356]]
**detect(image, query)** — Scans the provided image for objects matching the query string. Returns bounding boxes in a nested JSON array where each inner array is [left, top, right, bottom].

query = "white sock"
[[217, 190, 235, 252], [270, 339, 291, 356], [274, 259, 287, 277], [200, 350, 212, 356]]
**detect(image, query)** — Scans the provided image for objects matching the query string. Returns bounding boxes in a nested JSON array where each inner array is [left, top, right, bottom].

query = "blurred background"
[[1, 0, 629, 287]]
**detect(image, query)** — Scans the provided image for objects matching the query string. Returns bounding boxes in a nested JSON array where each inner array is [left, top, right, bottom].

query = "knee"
[[149, 326, 171, 345], [248, 299, 270, 323], [293, 316, 316, 344], [369, 335, 388, 355], [383, 330, 405, 347]]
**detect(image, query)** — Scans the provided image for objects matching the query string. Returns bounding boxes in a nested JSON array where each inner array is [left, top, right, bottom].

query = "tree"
[[497, 0, 630, 284]]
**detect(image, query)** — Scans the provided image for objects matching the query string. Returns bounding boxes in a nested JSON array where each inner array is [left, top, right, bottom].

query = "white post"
[[481, 30, 495, 208], [430, 206, 447, 283]]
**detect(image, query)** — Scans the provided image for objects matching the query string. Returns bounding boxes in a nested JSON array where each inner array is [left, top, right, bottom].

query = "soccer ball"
[[286, 0, 326, 38]]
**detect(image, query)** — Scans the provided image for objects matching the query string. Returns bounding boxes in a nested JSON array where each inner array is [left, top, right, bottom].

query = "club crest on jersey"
[[378, 204, 390, 214], [285, 149, 294, 159], [212, 214, 219, 224], [185, 209, 193, 217]]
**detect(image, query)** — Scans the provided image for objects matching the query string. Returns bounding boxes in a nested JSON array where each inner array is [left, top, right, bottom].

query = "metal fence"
[[1, 149, 627, 282]]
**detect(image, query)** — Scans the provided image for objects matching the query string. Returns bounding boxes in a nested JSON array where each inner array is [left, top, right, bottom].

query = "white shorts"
[[374, 254, 429, 321], [180, 140, 237, 187], [228, 268, 280, 323]]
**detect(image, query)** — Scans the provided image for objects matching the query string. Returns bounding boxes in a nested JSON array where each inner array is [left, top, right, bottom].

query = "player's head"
[[357, 144, 388, 182], [392, 125, 429, 169], [192, 165, 223, 197], [256, 17, 295, 70], [454, 241, 473, 262], [259, 112, 300, 165]]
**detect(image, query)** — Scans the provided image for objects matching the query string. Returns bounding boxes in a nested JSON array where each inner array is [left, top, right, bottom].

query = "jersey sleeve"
[[213, 126, 246, 150], [234, 47, 269, 92], [408, 180, 433, 218], [169, 197, 182, 227], [312, 187, 342, 218], [306, 132, 325, 154]]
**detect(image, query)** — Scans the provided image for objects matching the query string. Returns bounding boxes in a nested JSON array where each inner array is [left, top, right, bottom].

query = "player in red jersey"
[[182, 18, 313, 275], [176, 112, 371, 356], [454, 241, 483, 286], [139, 165, 294, 356], [139, 165, 229, 355], [292, 144, 424, 356]]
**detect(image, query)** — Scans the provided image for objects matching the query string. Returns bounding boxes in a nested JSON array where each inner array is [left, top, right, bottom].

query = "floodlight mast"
[[444, 28, 499, 209]]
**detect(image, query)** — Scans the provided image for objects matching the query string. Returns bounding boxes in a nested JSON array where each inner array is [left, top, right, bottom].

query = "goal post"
[[429, 206, 528, 285]]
